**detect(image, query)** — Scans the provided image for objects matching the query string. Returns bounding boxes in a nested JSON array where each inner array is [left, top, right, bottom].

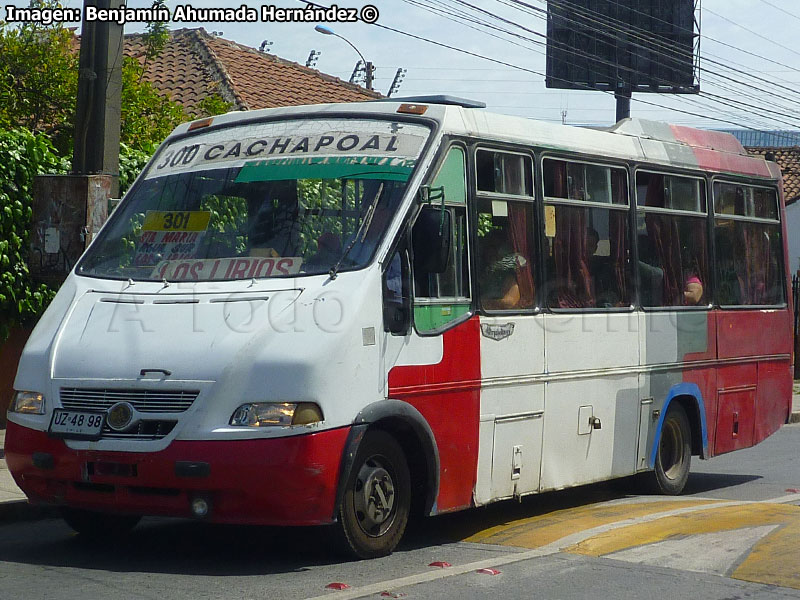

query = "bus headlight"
[[229, 402, 323, 427], [9, 391, 46, 415]]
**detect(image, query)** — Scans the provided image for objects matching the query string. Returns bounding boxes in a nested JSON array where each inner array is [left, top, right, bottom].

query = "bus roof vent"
[[373, 95, 486, 109]]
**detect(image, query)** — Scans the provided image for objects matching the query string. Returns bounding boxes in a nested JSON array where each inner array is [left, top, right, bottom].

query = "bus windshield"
[[78, 119, 430, 282]]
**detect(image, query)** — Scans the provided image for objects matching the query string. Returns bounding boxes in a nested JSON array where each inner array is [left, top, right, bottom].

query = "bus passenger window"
[[476, 200, 535, 311], [636, 172, 709, 308], [713, 183, 784, 306], [543, 159, 631, 309], [476, 150, 533, 196]]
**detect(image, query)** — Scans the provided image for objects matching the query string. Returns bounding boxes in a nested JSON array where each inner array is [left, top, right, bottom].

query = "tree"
[[0, 1, 79, 155]]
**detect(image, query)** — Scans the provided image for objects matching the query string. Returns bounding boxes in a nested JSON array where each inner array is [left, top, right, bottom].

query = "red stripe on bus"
[[388, 316, 482, 514], [389, 380, 482, 397], [670, 125, 747, 155]]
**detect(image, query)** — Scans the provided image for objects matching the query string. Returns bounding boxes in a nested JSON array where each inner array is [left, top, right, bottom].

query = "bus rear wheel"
[[61, 507, 141, 539], [652, 403, 692, 495], [334, 430, 411, 559]]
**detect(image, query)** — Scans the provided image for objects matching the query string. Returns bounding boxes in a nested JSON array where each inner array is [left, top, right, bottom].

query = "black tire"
[[334, 430, 411, 559], [61, 507, 141, 539], [651, 403, 692, 495]]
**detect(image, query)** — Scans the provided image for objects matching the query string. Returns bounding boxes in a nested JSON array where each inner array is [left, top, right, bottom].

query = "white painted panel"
[[477, 314, 545, 503], [474, 415, 496, 505], [540, 374, 640, 490], [640, 312, 709, 366], [544, 313, 638, 372], [479, 315, 545, 379], [637, 395, 654, 471], [491, 417, 543, 500]]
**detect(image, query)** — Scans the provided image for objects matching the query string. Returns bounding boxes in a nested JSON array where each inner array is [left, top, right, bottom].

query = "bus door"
[[472, 149, 544, 503]]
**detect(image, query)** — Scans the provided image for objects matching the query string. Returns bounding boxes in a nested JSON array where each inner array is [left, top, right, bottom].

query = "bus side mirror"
[[412, 206, 451, 274]]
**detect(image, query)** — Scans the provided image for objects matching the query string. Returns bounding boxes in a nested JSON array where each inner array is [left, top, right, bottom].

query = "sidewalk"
[[2, 392, 800, 521]]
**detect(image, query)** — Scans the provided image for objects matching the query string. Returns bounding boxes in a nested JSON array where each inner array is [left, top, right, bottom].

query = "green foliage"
[[200, 195, 248, 255], [118, 143, 151, 195], [121, 57, 186, 154], [297, 178, 358, 256], [477, 212, 498, 237], [0, 129, 63, 340], [0, 2, 185, 341], [0, 1, 79, 155], [142, 0, 169, 64], [193, 93, 234, 119], [0, 0, 187, 155]]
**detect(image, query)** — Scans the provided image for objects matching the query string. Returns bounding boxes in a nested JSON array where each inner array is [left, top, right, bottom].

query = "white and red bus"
[[7, 98, 793, 558]]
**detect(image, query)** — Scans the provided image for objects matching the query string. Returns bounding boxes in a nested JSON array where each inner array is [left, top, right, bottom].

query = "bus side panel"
[[714, 363, 757, 455], [717, 309, 793, 359], [715, 309, 792, 454], [756, 360, 792, 442], [388, 316, 481, 514], [680, 310, 718, 458]]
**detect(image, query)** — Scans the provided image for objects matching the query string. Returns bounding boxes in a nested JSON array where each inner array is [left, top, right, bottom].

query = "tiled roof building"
[[121, 28, 380, 115], [746, 147, 800, 205]]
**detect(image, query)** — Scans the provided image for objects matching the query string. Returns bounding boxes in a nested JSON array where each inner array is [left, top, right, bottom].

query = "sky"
[[57, 0, 800, 132]]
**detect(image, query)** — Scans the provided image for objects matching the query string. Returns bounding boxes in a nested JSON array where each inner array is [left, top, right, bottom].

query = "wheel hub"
[[354, 460, 396, 536], [661, 419, 684, 480]]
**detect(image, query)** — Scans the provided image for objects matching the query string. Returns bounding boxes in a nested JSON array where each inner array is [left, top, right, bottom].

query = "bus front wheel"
[[334, 430, 411, 559], [652, 403, 692, 495]]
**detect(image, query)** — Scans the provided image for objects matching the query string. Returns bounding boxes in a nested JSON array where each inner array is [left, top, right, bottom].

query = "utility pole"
[[72, 0, 124, 197], [31, 0, 125, 286], [615, 84, 632, 122], [364, 62, 374, 91], [388, 68, 406, 97]]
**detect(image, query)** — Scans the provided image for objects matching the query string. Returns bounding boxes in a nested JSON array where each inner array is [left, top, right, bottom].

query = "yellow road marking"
[[564, 503, 799, 556], [464, 499, 718, 548], [559, 503, 800, 590], [732, 510, 800, 589]]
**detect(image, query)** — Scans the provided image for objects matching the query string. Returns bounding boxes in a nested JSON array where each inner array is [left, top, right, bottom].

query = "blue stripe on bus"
[[649, 383, 709, 469]]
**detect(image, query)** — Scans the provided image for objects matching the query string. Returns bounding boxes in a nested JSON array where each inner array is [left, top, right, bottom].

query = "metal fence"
[[794, 275, 800, 375]]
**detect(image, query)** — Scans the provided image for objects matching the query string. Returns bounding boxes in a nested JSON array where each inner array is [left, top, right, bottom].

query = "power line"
[[756, 0, 800, 22], [519, 0, 800, 101], [299, 0, 800, 141], [704, 6, 800, 60], [428, 0, 800, 126], [499, 0, 800, 119]]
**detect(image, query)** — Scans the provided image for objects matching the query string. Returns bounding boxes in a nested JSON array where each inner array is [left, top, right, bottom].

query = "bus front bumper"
[[4, 422, 349, 526]]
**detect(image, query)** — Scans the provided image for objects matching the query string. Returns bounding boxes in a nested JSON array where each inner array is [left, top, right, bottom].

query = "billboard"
[[545, 0, 699, 94]]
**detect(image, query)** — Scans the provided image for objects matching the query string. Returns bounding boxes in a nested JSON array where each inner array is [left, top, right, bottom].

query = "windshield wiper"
[[328, 182, 384, 280]]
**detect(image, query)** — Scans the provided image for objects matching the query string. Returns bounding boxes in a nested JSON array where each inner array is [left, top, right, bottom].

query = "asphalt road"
[[1, 425, 800, 600]]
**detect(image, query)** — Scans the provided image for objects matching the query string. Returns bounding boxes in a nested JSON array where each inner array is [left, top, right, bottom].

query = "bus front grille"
[[60, 388, 199, 413], [59, 388, 197, 441]]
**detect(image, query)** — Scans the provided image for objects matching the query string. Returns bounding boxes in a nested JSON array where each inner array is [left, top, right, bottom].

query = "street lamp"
[[314, 24, 373, 90]]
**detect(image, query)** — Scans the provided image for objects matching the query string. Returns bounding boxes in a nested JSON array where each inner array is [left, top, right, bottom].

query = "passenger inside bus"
[[478, 228, 523, 310], [684, 274, 704, 305]]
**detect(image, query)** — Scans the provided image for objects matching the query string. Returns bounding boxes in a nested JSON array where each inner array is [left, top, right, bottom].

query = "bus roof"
[[173, 100, 781, 182]]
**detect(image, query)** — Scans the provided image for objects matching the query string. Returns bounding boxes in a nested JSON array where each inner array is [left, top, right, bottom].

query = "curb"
[[790, 412, 800, 425], [0, 500, 58, 524]]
